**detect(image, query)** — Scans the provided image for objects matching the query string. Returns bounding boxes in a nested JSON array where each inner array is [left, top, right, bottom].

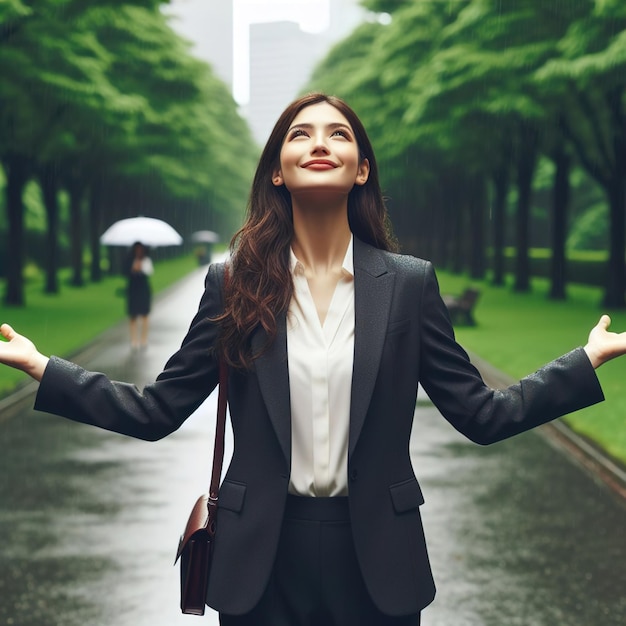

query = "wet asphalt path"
[[0, 264, 625, 625]]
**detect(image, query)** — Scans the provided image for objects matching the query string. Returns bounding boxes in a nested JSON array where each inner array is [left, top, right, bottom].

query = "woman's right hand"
[[0, 323, 49, 381]]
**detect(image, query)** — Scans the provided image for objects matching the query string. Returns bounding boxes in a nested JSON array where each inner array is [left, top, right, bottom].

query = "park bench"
[[442, 288, 481, 326]]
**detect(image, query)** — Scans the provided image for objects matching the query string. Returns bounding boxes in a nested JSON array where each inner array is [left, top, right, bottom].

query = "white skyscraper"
[[165, 0, 367, 143], [246, 0, 366, 144], [247, 21, 327, 144], [164, 0, 234, 92]]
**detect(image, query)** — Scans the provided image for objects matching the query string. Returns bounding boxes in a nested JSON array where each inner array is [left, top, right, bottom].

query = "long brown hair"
[[218, 92, 397, 369]]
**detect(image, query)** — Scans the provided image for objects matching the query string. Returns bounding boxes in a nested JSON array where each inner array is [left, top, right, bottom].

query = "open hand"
[[584, 315, 626, 369], [0, 323, 49, 381]]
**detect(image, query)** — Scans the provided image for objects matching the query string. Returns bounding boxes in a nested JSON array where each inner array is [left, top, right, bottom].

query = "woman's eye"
[[332, 129, 349, 138], [290, 128, 308, 139]]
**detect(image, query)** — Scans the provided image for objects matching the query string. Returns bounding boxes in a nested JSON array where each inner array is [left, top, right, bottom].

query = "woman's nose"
[[311, 137, 330, 154]]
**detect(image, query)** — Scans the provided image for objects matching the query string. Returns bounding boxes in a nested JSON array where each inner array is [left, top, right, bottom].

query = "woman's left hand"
[[584, 315, 626, 368], [0, 323, 49, 381]]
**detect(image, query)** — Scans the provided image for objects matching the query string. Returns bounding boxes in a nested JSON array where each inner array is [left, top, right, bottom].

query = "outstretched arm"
[[0, 323, 49, 381], [584, 315, 626, 368]]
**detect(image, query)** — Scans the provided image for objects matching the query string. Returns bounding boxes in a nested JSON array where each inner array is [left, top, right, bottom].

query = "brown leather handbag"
[[174, 349, 229, 615]]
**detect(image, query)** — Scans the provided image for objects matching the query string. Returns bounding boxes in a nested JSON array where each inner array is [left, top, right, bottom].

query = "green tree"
[[307, 2, 462, 260], [82, 3, 254, 278], [403, 1, 591, 292], [537, 0, 626, 307], [0, 0, 124, 303], [1, 0, 254, 302]]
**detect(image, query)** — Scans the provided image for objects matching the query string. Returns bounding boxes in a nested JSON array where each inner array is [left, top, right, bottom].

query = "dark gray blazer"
[[35, 237, 604, 616]]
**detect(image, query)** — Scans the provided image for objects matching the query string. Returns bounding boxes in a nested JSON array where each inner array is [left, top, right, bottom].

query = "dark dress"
[[127, 269, 151, 317]]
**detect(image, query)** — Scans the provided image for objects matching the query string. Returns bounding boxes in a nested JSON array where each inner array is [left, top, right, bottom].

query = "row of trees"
[[308, 0, 626, 306], [1, 0, 256, 305]]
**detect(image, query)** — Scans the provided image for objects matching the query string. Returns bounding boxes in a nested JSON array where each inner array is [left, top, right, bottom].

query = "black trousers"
[[220, 496, 421, 626]]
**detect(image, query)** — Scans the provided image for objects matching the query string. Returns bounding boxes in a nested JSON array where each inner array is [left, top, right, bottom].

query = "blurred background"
[[2, 0, 625, 302]]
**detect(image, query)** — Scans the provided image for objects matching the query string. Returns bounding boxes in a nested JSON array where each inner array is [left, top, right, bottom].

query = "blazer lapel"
[[251, 312, 291, 467], [349, 238, 394, 457], [250, 239, 394, 466]]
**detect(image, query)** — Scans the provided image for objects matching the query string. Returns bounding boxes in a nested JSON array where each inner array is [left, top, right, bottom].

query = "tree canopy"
[[307, 0, 626, 307], [0, 0, 255, 305]]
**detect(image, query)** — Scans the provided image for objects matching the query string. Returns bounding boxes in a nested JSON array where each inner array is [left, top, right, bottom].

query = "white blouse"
[[286, 237, 355, 497], [138, 257, 153, 276]]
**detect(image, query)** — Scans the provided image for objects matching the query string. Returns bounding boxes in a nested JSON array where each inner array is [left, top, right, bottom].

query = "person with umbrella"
[[126, 241, 153, 350], [99, 217, 182, 349]]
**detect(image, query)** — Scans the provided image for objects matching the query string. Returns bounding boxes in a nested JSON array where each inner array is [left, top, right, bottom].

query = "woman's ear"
[[355, 158, 370, 186], [272, 169, 284, 186]]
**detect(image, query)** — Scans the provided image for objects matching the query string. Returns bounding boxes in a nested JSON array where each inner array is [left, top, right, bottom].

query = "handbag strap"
[[209, 264, 229, 502]]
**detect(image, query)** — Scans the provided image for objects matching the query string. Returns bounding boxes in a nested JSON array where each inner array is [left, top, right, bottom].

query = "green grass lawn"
[[0, 254, 198, 396], [436, 270, 626, 465]]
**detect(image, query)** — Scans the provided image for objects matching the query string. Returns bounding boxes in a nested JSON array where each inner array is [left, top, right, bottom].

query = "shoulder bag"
[[174, 269, 229, 615]]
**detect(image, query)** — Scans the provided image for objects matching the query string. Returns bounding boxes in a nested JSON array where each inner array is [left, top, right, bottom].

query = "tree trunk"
[[40, 163, 60, 294], [603, 173, 626, 308], [469, 175, 486, 280], [602, 90, 626, 308], [419, 175, 447, 267], [68, 180, 85, 287], [433, 181, 448, 268], [89, 180, 104, 282], [3, 155, 29, 306], [450, 181, 465, 274], [491, 164, 509, 286], [548, 144, 570, 300], [514, 126, 539, 292]]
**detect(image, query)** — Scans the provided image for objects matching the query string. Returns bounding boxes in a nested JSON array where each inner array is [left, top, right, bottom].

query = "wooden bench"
[[442, 288, 481, 326]]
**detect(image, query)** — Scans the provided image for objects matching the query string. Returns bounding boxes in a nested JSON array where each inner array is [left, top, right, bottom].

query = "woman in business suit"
[[1, 93, 626, 625]]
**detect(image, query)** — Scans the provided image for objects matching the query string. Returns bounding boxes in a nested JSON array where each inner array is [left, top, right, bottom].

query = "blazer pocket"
[[218, 480, 247, 514], [389, 478, 425, 514], [386, 318, 410, 336]]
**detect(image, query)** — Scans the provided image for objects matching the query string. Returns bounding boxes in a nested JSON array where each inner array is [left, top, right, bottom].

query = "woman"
[[126, 241, 153, 349], [1, 93, 625, 626]]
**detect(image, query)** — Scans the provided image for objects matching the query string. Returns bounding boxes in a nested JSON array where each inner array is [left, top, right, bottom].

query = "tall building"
[[326, 0, 367, 42], [163, 0, 234, 93], [165, 0, 367, 144], [247, 0, 366, 144], [248, 21, 327, 144]]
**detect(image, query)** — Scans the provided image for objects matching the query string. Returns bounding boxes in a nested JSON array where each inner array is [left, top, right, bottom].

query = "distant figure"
[[126, 242, 153, 349]]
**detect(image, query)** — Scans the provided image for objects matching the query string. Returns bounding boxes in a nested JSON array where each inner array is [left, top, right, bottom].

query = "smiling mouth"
[[302, 160, 337, 170]]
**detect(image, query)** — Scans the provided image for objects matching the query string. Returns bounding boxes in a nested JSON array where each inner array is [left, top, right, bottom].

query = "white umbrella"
[[190, 230, 220, 244], [100, 217, 183, 247]]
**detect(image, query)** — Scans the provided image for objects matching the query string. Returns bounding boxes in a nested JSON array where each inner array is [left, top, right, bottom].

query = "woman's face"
[[272, 102, 369, 199]]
